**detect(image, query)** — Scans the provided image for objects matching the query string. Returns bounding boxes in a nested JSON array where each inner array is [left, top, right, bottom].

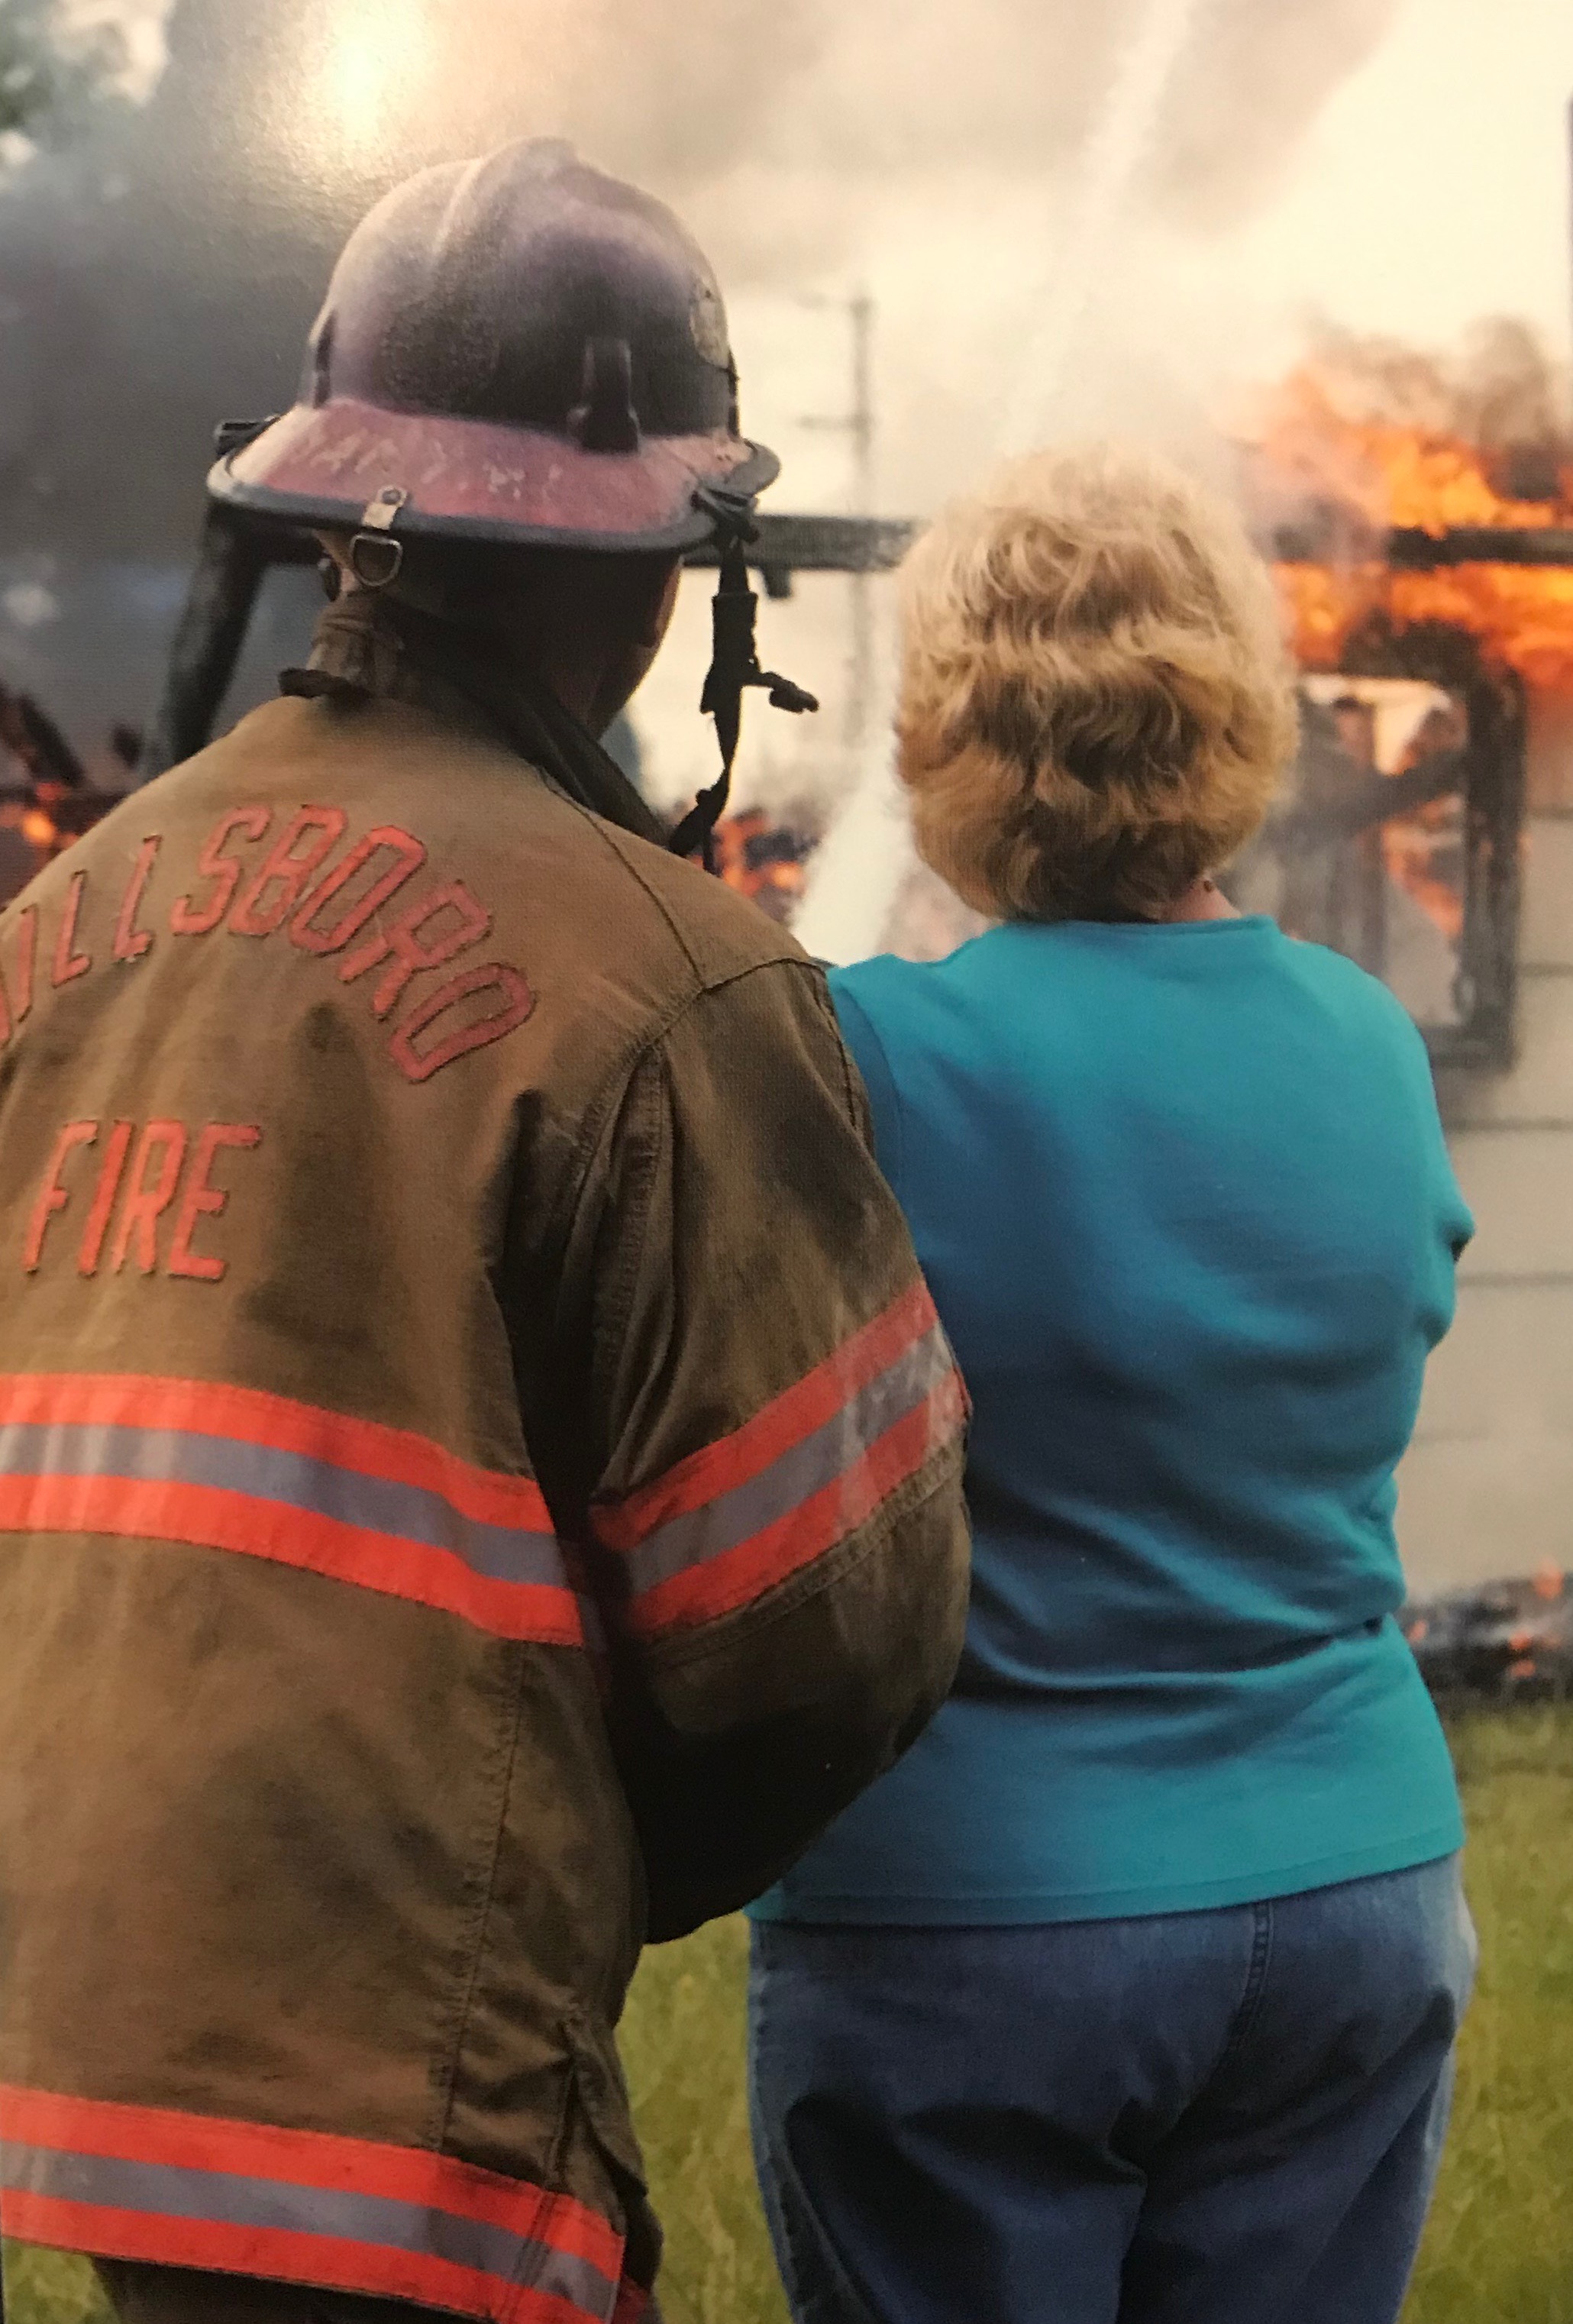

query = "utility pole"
[[800, 290, 876, 749]]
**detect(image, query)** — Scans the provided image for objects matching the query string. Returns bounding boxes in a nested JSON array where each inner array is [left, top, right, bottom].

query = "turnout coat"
[[0, 600, 971, 2324]]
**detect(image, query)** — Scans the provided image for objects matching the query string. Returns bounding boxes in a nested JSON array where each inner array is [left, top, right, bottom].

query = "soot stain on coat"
[[241, 1001, 415, 1392]]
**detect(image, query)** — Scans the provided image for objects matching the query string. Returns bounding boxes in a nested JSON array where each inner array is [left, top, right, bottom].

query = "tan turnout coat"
[[0, 603, 971, 2324]]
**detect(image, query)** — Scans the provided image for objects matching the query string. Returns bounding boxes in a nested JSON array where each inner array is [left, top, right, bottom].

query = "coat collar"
[[280, 592, 671, 850]]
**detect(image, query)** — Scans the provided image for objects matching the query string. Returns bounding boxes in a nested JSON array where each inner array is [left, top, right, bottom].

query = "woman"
[[748, 447, 1476, 2324]]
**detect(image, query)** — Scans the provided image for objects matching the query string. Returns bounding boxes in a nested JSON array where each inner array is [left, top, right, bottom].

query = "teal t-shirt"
[[754, 917, 1471, 1925]]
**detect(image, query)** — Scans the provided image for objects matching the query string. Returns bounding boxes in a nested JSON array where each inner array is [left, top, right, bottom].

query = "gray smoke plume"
[[1235, 315, 1573, 554], [240, 0, 1407, 277], [1294, 316, 1570, 448], [0, 0, 1405, 765], [0, 0, 1404, 556]]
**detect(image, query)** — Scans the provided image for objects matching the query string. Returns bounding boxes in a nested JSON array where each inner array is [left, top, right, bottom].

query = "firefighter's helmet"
[[209, 139, 777, 556]]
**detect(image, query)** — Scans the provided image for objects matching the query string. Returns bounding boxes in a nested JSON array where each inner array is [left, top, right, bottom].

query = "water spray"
[[790, 736, 916, 965], [792, 0, 1209, 968], [996, 0, 1206, 452]]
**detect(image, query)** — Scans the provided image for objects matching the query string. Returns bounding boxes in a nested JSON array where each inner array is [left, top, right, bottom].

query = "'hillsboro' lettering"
[[0, 809, 533, 1081]]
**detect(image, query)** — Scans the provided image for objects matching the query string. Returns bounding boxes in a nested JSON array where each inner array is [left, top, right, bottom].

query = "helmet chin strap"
[[669, 489, 818, 871]]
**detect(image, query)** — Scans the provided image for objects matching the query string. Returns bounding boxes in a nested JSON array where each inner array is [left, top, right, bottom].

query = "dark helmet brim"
[[208, 396, 780, 552]]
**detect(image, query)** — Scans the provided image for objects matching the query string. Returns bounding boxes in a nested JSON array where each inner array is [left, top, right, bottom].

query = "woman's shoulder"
[[827, 927, 1009, 1013], [1274, 933, 1434, 1058], [828, 948, 943, 1039]]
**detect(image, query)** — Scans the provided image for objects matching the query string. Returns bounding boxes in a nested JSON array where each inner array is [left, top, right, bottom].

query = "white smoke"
[[993, 0, 1206, 454], [0, 0, 174, 179], [245, 0, 1405, 286], [791, 0, 1232, 965], [790, 743, 917, 965], [50, 0, 173, 106]]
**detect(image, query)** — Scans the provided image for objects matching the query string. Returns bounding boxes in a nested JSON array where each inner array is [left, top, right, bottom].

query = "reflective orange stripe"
[[0, 1374, 583, 1645], [0, 2083, 626, 2324], [593, 1286, 968, 1636]]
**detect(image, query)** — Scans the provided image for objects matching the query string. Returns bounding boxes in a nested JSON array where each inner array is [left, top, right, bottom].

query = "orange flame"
[[1254, 365, 1573, 689], [714, 810, 811, 925]]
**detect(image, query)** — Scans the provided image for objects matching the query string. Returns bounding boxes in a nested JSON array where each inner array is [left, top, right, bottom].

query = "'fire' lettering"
[[23, 1117, 263, 1282], [23, 1121, 98, 1272]]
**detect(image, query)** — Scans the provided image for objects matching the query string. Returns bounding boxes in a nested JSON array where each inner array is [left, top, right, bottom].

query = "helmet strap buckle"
[[670, 508, 819, 872], [348, 486, 409, 590]]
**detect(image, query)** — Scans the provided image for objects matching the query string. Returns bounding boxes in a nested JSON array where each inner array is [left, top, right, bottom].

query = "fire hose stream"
[[792, 0, 1210, 965]]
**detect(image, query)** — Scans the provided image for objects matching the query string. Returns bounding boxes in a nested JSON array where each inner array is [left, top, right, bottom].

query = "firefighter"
[[0, 141, 971, 2324]]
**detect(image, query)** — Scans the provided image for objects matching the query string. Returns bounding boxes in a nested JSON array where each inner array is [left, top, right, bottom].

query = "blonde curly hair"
[[896, 445, 1299, 923]]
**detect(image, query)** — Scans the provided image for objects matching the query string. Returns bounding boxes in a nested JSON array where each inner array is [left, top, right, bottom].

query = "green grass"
[[6, 1706, 1569, 2324], [620, 1915, 790, 2324], [1401, 1705, 1573, 2324]]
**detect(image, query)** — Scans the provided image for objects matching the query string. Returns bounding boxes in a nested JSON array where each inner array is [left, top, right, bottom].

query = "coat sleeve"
[[564, 958, 971, 1941]]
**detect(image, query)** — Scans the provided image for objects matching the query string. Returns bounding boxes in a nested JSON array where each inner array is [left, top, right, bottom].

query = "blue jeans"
[[748, 1856, 1475, 2324]]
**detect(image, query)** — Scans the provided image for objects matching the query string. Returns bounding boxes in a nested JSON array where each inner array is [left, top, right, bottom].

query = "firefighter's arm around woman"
[[528, 947, 972, 1941]]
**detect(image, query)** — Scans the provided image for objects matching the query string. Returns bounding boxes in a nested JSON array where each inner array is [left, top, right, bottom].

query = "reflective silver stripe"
[[0, 1421, 562, 1589], [622, 1323, 958, 1596], [0, 2141, 619, 2321]]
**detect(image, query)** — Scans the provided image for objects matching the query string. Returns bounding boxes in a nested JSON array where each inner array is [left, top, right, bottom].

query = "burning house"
[[714, 336, 1573, 1694], [1235, 338, 1573, 1695], [0, 676, 138, 900]]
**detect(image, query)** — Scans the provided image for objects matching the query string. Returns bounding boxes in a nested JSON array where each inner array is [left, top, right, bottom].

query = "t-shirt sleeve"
[[1374, 977, 1475, 1307], [826, 966, 906, 1194]]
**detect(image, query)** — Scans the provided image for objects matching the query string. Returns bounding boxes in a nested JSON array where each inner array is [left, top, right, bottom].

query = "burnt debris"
[[1404, 1569, 1572, 1703]]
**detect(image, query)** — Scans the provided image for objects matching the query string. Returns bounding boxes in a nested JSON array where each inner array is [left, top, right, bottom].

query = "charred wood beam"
[[0, 677, 88, 790], [686, 512, 919, 581], [1272, 741, 1473, 845], [137, 506, 302, 783], [138, 508, 923, 780], [1274, 523, 1573, 568], [1386, 526, 1573, 567]]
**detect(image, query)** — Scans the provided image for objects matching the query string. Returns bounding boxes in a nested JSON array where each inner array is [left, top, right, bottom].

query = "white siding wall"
[[1399, 810, 1573, 1592]]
